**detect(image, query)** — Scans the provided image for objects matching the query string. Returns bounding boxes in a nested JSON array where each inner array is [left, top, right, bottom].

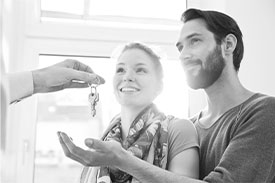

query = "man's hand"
[[32, 59, 105, 93], [57, 131, 125, 167]]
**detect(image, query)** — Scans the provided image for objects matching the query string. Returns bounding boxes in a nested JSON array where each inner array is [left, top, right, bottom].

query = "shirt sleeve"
[[167, 118, 199, 162], [8, 71, 34, 104], [204, 96, 275, 182]]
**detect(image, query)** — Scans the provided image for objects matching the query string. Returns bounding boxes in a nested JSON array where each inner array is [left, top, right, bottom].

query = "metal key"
[[88, 85, 99, 117]]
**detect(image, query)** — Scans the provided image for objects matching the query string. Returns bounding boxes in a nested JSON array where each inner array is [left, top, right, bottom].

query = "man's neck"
[[200, 69, 254, 127]]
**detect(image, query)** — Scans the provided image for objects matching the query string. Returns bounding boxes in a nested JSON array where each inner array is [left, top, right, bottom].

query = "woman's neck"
[[120, 104, 150, 140]]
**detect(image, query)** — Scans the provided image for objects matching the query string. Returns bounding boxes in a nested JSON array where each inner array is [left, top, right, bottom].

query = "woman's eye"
[[136, 68, 147, 73], [116, 68, 125, 73]]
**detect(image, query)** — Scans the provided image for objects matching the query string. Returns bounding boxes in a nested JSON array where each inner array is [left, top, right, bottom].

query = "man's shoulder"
[[238, 93, 275, 126], [244, 93, 275, 109]]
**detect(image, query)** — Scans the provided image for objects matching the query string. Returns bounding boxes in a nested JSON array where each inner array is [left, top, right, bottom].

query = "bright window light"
[[41, 0, 85, 15], [40, 0, 186, 22], [89, 0, 186, 20]]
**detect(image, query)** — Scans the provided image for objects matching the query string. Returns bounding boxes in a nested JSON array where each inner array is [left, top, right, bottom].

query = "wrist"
[[32, 69, 44, 94], [115, 147, 133, 171]]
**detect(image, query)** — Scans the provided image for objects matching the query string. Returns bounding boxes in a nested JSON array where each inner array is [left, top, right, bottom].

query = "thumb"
[[85, 138, 105, 150], [69, 70, 105, 85]]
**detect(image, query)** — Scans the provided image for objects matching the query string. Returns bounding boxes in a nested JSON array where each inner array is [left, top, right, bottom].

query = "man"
[[58, 9, 275, 182]]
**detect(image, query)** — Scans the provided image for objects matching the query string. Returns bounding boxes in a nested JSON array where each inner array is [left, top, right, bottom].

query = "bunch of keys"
[[88, 80, 99, 117]]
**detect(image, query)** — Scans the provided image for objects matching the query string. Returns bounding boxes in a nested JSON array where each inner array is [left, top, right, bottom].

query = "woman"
[[58, 42, 199, 183]]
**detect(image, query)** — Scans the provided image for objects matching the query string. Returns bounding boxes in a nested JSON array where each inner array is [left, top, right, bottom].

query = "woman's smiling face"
[[113, 48, 162, 108]]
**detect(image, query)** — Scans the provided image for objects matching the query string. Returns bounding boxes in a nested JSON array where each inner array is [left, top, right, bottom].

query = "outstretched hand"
[[32, 59, 105, 93], [57, 131, 125, 167]]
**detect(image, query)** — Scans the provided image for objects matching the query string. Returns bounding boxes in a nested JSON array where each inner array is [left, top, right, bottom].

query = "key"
[[89, 92, 99, 116], [88, 86, 99, 117]]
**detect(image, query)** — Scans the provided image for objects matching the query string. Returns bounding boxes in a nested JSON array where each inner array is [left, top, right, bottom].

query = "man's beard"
[[185, 45, 225, 89]]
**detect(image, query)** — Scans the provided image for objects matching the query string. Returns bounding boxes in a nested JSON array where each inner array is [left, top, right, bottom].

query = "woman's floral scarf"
[[80, 103, 174, 183]]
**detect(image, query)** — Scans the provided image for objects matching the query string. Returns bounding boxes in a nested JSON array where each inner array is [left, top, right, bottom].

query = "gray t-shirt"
[[192, 93, 275, 182], [167, 118, 199, 163]]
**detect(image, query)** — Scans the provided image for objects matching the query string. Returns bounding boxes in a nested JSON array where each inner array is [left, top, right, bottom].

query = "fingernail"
[[85, 139, 93, 145], [59, 132, 65, 138]]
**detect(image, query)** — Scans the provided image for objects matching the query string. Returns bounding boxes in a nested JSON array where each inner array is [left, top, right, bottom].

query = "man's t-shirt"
[[192, 93, 275, 182]]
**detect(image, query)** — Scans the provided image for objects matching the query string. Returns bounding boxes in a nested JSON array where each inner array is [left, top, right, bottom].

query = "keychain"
[[88, 78, 100, 117]]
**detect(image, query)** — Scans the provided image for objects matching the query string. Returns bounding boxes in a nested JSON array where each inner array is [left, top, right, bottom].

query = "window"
[[34, 55, 117, 183], [34, 54, 188, 183], [40, 0, 186, 29], [14, 0, 190, 182]]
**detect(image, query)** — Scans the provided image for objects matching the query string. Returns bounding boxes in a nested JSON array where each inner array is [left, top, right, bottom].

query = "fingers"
[[67, 81, 89, 88], [84, 138, 120, 154], [58, 132, 121, 167], [56, 59, 105, 86], [57, 131, 92, 166], [61, 59, 94, 74], [84, 138, 103, 150], [84, 139, 126, 167], [73, 61, 94, 74], [57, 132, 106, 167], [69, 70, 105, 85]]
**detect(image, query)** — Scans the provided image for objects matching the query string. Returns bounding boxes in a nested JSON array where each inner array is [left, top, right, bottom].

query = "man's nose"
[[179, 48, 192, 62]]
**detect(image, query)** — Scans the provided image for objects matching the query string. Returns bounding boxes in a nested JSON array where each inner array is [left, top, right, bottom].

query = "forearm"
[[117, 150, 205, 183]]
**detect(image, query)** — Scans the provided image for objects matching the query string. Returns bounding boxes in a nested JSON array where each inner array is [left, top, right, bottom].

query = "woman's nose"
[[123, 70, 135, 82]]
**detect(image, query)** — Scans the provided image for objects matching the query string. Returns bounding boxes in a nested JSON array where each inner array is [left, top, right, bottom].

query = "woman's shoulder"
[[167, 116, 197, 137], [166, 116, 199, 160], [168, 117, 195, 128]]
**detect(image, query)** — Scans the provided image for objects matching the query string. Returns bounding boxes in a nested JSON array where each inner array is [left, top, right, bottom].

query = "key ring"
[[90, 84, 98, 96], [88, 76, 100, 88], [89, 77, 99, 96]]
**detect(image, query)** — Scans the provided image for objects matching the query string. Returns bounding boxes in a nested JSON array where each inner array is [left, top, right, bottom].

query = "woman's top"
[[80, 103, 199, 183]]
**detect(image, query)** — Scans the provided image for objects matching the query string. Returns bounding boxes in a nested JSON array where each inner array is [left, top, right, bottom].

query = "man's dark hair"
[[182, 8, 244, 71]]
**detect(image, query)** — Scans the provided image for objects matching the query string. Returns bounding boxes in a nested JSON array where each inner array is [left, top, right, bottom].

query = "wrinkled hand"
[[57, 131, 125, 167], [32, 59, 105, 93]]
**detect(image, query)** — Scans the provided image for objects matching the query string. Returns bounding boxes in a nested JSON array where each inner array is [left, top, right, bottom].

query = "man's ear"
[[223, 34, 237, 55]]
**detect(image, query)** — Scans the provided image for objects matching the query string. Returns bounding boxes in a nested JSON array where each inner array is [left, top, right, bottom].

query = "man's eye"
[[191, 38, 200, 45]]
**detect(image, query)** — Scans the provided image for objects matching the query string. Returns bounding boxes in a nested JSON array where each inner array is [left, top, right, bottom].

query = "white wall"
[[226, 0, 275, 96]]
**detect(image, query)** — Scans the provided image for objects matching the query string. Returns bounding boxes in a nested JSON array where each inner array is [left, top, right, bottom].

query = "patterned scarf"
[[81, 103, 173, 183]]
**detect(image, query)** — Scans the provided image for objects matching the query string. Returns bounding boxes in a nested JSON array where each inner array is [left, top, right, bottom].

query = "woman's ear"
[[223, 34, 237, 55]]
